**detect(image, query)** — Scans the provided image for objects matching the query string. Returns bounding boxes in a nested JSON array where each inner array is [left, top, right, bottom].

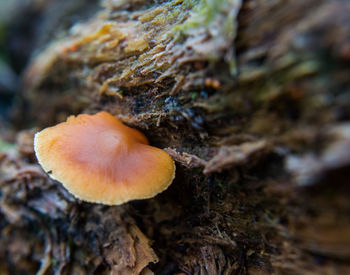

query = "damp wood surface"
[[1, 0, 350, 274]]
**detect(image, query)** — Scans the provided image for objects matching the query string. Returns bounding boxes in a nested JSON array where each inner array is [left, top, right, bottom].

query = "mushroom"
[[34, 112, 175, 205]]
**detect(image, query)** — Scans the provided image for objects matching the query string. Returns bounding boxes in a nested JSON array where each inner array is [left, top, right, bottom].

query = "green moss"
[[191, 92, 199, 99], [171, 0, 196, 9], [0, 138, 16, 152], [174, 0, 237, 33], [51, 258, 57, 266], [170, 0, 240, 73]]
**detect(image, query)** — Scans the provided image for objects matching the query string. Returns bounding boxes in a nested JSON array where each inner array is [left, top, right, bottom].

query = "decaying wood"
[[0, 144, 158, 274], [1, 0, 350, 274]]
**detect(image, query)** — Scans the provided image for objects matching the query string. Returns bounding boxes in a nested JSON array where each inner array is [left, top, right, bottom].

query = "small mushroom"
[[34, 112, 175, 205]]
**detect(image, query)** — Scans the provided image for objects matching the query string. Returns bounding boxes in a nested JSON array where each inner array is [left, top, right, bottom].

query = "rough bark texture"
[[1, 0, 350, 274]]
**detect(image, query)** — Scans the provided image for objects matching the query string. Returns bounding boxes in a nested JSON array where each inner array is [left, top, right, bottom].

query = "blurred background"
[[0, 0, 98, 128]]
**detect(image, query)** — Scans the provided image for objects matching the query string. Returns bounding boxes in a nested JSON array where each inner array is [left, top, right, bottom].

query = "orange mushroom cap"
[[34, 112, 175, 205]]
